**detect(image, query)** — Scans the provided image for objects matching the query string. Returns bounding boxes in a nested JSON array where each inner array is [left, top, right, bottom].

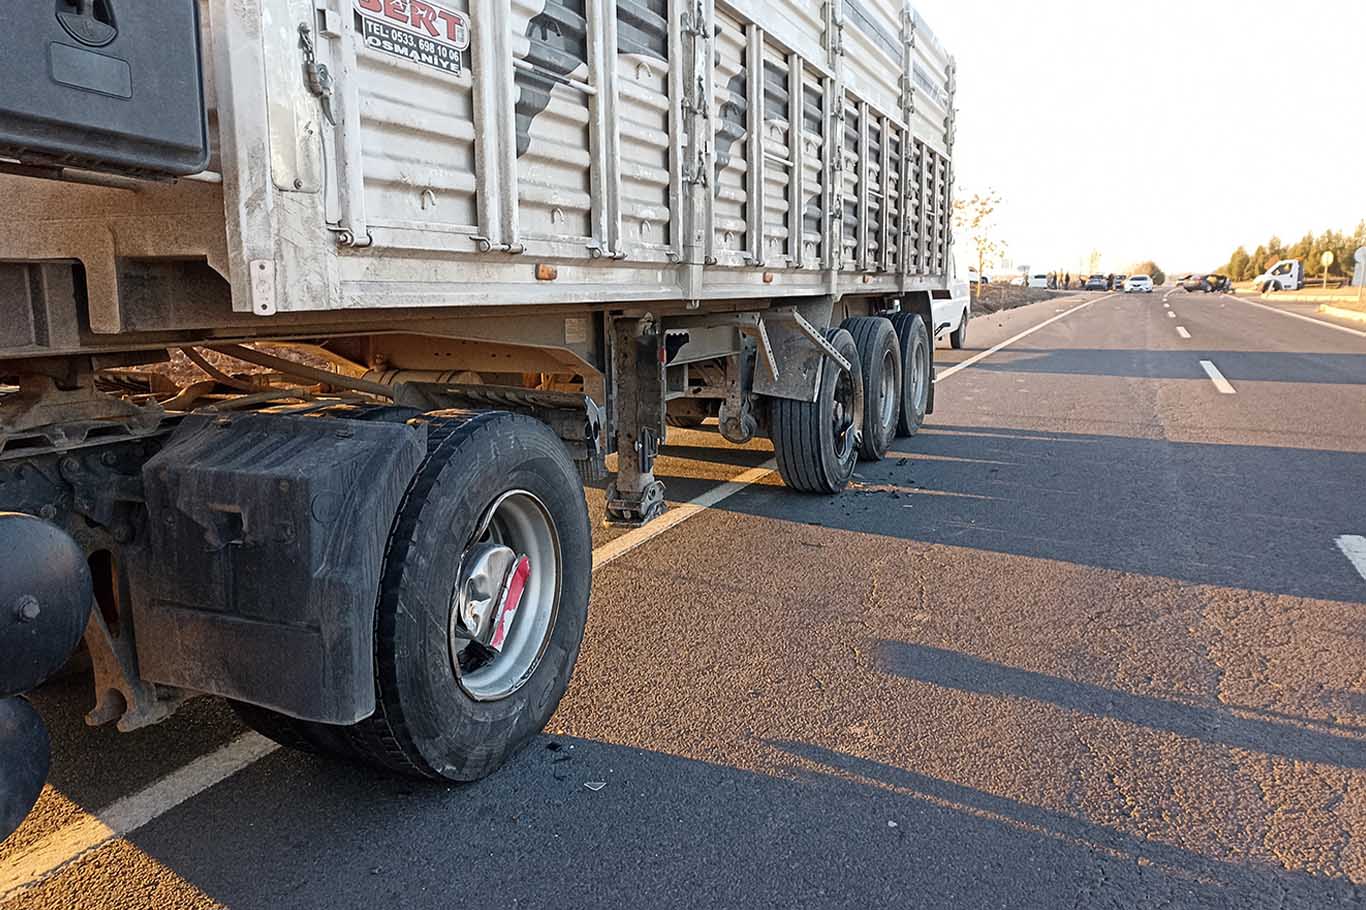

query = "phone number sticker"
[[356, 0, 470, 76]]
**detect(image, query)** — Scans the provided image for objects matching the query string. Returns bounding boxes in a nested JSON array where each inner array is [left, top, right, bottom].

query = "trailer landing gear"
[[605, 316, 667, 527]]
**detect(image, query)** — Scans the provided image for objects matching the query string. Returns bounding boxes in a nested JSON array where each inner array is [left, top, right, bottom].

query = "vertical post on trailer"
[[605, 316, 667, 527]]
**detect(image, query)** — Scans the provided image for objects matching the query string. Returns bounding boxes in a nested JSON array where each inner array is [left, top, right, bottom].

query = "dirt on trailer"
[[971, 284, 1063, 315]]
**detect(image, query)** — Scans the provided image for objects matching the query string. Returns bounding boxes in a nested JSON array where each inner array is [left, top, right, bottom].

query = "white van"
[[1028, 274, 1050, 289], [1252, 260, 1304, 293]]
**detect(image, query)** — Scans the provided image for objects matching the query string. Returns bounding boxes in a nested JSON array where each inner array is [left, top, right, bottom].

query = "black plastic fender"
[[129, 411, 426, 724]]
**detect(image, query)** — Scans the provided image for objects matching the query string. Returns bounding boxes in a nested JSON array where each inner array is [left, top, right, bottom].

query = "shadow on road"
[[964, 348, 1366, 384], [713, 423, 1366, 603], [117, 735, 1360, 910], [875, 642, 1366, 768]]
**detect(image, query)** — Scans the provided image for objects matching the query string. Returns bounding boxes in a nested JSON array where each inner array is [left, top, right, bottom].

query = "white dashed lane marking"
[[1199, 360, 1236, 395]]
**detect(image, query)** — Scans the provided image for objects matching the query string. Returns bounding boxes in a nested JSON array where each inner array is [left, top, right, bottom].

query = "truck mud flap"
[[129, 412, 425, 723]]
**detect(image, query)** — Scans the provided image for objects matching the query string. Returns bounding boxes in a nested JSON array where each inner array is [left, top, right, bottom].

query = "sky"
[[911, 0, 1366, 275]]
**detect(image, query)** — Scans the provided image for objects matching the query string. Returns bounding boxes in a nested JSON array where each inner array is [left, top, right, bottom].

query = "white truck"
[[0, 0, 962, 835], [1253, 259, 1305, 292]]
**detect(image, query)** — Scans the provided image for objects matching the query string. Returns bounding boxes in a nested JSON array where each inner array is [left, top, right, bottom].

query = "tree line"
[[1220, 222, 1366, 281]]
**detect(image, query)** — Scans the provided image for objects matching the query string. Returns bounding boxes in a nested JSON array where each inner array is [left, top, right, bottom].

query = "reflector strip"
[[489, 555, 531, 651]]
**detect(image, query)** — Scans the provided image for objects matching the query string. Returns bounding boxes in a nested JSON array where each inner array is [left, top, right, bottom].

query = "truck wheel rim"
[[877, 348, 898, 430], [832, 366, 857, 461], [450, 490, 562, 701], [909, 339, 927, 410]]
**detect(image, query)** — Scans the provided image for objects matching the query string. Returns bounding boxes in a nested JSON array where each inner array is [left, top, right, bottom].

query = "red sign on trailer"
[[356, 0, 470, 76]]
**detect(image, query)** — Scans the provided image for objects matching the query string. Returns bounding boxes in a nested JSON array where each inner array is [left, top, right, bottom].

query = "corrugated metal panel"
[[866, 114, 883, 269], [760, 48, 793, 268], [616, 0, 672, 257], [354, 0, 479, 235], [798, 73, 825, 268], [511, 0, 594, 245], [712, 10, 748, 258], [840, 98, 859, 271]]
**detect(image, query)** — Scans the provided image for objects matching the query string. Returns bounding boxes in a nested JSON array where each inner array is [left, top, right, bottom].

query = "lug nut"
[[16, 596, 40, 623]]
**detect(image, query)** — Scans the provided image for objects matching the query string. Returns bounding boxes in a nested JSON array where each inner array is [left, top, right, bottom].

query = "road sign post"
[[1320, 250, 1334, 290]]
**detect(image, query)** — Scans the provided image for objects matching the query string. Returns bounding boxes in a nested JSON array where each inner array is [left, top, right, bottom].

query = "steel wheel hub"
[[449, 490, 561, 701]]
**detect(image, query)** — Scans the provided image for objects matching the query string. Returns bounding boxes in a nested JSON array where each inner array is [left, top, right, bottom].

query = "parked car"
[[1084, 275, 1109, 291], [1124, 275, 1154, 293], [1177, 274, 1206, 292], [1028, 273, 1051, 289], [966, 268, 990, 286], [1206, 274, 1231, 293], [1111, 274, 1128, 290]]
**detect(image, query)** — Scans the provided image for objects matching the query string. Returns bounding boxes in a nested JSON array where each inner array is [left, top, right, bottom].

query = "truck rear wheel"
[[890, 313, 932, 437], [949, 311, 968, 350], [232, 411, 591, 781], [841, 317, 901, 461], [770, 328, 863, 494]]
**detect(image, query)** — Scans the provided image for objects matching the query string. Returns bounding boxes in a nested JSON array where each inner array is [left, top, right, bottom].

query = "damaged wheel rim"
[[449, 490, 561, 701]]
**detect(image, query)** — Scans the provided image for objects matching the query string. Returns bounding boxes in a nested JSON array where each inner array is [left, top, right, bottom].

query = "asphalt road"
[[4, 290, 1365, 909]]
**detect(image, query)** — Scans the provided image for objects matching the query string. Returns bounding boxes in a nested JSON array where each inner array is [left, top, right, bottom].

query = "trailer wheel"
[[234, 411, 591, 781], [770, 328, 863, 494], [890, 313, 932, 438], [841, 317, 901, 461]]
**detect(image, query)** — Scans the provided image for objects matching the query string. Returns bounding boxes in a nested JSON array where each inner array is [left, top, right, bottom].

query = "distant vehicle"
[[967, 268, 990, 286], [1124, 275, 1154, 293], [1177, 274, 1207, 292], [1084, 275, 1109, 291], [1252, 259, 1304, 293], [1028, 273, 1050, 289], [1207, 275, 1232, 293], [1111, 274, 1128, 290], [1010, 276, 1026, 287]]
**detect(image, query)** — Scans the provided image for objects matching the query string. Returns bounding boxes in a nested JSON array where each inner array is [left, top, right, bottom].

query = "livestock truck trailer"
[[0, 0, 963, 836]]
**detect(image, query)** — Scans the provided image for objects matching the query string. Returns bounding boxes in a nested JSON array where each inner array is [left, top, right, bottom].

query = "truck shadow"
[[876, 641, 1366, 768], [121, 735, 1360, 909], [709, 423, 1366, 603]]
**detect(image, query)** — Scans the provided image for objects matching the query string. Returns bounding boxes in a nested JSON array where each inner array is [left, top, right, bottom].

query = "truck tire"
[[949, 310, 968, 350], [841, 317, 901, 461], [890, 313, 931, 438], [770, 328, 863, 494], [233, 411, 591, 781]]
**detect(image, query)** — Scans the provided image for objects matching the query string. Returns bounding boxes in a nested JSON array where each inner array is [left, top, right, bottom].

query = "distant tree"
[[1264, 236, 1285, 269], [952, 190, 1007, 299], [1130, 260, 1166, 286], [1250, 245, 1267, 276], [1225, 246, 1251, 281]]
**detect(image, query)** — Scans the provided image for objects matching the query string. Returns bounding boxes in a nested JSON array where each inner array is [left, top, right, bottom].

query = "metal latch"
[[298, 23, 336, 126]]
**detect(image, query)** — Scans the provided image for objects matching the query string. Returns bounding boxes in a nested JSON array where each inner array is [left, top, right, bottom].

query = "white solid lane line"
[[1336, 536, 1366, 584], [1199, 360, 1236, 394], [937, 294, 1111, 381], [1226, 294, 1366, 340], [0, 733, 278, 899], [593, 461, 775, 570], [4, 294, 1113, 895], [1176, 327, 1191, 339]]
